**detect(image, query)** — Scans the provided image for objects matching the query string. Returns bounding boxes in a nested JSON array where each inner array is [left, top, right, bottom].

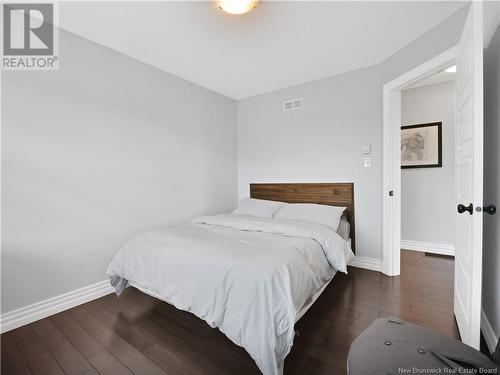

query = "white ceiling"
[[59, 1, 466, 99]]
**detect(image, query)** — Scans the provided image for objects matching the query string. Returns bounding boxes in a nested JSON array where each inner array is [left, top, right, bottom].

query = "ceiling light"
[[217, 0, 258, 15], [445, 65, 456, 73]]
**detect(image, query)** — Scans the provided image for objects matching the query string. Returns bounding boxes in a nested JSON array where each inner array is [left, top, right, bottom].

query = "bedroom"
[[1, 1, 500, 374]]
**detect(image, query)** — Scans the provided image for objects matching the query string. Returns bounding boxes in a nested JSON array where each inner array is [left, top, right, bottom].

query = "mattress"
[[128, 217, 351, 327], [133, 216, 351, 321], [130, 240, 351, 324], [108, 214, 354, 375], [130, 268, 338, 326]]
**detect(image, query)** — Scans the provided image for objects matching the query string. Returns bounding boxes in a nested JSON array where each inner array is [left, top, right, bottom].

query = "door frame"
[[382, 47, 457, 276]]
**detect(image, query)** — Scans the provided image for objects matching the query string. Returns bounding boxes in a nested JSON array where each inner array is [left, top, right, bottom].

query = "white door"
[[454, 2, 484, 350]]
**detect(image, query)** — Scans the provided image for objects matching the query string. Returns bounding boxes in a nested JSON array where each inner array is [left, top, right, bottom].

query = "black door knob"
[[483, 205, 497, 215], [457, 203, 473, 215]]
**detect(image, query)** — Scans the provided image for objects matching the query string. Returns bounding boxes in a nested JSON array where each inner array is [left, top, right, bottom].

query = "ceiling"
[[59, 1, 466, 100]]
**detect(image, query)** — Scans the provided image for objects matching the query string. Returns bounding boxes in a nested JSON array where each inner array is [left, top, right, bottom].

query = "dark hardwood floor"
[[1, 250, 458, 375]]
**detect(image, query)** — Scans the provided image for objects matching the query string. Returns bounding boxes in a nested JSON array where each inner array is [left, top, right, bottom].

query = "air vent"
[[283, 98, 303, 112]]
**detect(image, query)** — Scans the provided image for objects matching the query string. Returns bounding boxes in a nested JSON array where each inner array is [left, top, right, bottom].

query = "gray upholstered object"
[[493, 340, 500, 365], [348, 318, 499, 374]]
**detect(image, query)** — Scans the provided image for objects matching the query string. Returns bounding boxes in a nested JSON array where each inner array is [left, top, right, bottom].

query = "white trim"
[[0, 280, 113, 334], [481, 309, 499, 354], [401, 240, 455, 256], [349, 256, 383, 272], [382, 46, 457, 276]]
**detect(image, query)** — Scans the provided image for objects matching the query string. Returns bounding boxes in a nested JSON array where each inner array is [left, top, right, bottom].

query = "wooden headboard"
[[250, 183, 355, 252]]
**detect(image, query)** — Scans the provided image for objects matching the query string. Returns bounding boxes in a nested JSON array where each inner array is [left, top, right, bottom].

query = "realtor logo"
[[2, 3, 59, 70]]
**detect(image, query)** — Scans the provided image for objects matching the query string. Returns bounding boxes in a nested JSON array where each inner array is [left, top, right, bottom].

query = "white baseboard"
[[0, 280, 114, 334], [349, 256, 383, 272], [401, 240, 455, 256], [481, 309, 499, 354]]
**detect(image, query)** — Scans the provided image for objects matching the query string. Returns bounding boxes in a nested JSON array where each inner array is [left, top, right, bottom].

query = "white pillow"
[[231, 198, 285, 218], [274, 203, 346, 231]]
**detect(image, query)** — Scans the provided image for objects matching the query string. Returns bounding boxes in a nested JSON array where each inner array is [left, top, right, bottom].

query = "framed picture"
[[401, 122, 442, 169]]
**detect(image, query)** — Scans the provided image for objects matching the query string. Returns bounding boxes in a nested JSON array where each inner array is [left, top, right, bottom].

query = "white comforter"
[[106, 214, 353, 375]]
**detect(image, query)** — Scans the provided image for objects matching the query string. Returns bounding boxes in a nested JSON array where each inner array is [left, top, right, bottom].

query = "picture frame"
[[401, 122, 442, 169]]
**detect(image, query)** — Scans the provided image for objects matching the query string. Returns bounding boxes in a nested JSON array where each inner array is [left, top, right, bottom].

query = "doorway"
[[382, 2, 484, 350], [400, 69, 456, 259], [399, 68, 458, 340], [382, 47, 457, 277]]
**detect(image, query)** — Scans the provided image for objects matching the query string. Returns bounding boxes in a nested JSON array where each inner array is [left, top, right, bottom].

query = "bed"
[[107, 183, 355, 375]]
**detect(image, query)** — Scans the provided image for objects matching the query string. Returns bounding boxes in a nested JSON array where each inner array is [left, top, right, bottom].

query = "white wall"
[[237, 66, 383, 259], [1, 29, 238, 314], [237, 7, 468, 261], [482, 22, 500, 351], [401, 82, 456, 246]]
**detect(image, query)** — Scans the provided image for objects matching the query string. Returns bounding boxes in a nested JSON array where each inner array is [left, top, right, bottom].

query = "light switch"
[[364, 157, 371, 168], [363, 144, 372, 154]]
